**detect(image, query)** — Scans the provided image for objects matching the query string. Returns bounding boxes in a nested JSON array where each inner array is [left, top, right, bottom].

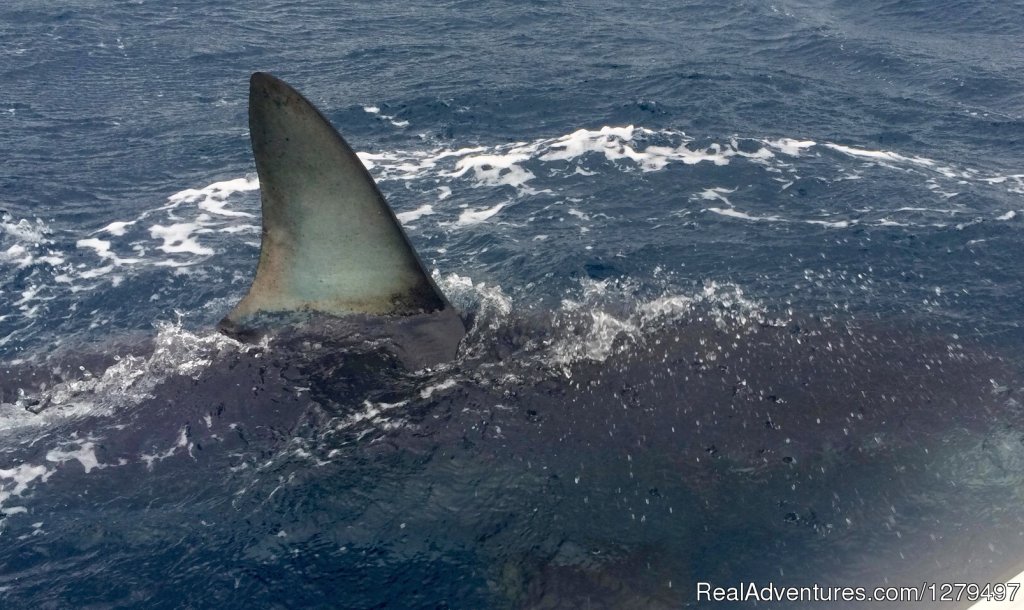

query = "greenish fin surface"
[[220, 72, 465, 362]]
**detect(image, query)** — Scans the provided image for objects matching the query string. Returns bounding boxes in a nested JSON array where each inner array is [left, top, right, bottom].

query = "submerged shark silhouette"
[[0, 73, 1021, 609]]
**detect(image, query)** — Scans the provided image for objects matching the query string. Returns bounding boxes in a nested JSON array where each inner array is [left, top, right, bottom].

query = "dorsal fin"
[[220, 72, 461, 342]]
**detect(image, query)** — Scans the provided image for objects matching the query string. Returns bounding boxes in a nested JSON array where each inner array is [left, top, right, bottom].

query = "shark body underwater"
[[0, 73, 1022, 609]]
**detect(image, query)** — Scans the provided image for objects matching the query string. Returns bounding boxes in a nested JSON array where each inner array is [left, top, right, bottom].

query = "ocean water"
[[1, 1, 1023, 608]]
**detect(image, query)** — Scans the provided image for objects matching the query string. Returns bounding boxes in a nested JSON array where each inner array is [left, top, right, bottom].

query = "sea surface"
[[1, 1, 1022, 608]]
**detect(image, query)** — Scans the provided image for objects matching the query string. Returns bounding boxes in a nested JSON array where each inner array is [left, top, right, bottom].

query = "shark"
[[218, 72, 467, 369], [0, 73, 1022, 609]]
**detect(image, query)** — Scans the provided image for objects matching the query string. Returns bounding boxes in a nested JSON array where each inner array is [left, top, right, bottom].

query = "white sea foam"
[[455, 202, 507, 226], [76, 237, 143, 265], [449, 152, 535, 188], [0, 178, 261, 344], [1, 215, 51, 244], [0, 321, 255, 514], [76, 237, 110, 256], [45, 441, 103, 473], [539, 277, 773, 371], [420, 378, 458, 399], [361, 105, 409, 128], [806, 218, 855, 228], [166, 177, 259, 213], [824, 143, 935, 168], [767, 138, 817, 156], [396, 204, 435, 224], [541, 126, 736, 170], [336, 399, 410, 431], [981, 174, 1024, 194], [1, 244, 32, 268], [330, 128, 1020, 228], [141, 426, 193, 469], [541, 126, 641, 162], [149, 221, 216, 255], [699, 188, 736, 205], [0, 463, 52, 512], [1, 322, 249, 435], [708, 207, 783, 222], [100, 221, 134, 236], [3, 124, 1020, 351], [436, 272, 512, 324]]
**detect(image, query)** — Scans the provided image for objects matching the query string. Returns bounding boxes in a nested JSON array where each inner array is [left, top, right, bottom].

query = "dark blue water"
[[1, 1, 1023, 608]]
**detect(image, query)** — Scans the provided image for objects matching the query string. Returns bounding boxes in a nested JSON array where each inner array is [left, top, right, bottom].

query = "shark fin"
[[220, 72, 463, 352]]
